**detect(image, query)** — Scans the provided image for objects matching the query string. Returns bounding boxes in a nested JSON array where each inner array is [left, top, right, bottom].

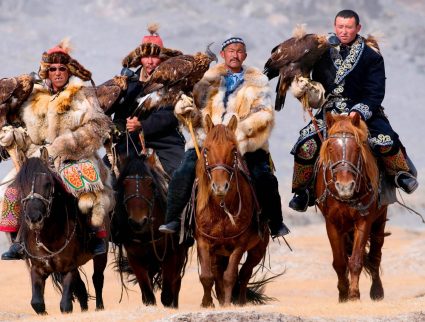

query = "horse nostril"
[[211, 182, 217, 192], [224, 182, 230, 192]]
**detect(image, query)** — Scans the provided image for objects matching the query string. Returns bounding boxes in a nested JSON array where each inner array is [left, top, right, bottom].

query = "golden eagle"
[[0, 74, 35, 127], [95, 75, 128, 115], [264, 25, 339, 111], [140, 44, 218, 110]]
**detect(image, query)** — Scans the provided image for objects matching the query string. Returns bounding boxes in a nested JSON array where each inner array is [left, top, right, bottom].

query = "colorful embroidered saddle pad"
[[59, 159, 103, 196], [0, 186, 20, 232]]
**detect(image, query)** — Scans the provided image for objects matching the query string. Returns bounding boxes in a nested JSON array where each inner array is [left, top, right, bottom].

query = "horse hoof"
[[31, 302, 46, 315]]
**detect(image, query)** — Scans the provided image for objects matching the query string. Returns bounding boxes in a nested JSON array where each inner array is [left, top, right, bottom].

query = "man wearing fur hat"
[[108, 24, 185, 176], [288, 9, 418, 212], [159, 37, 290, 238], [1, 40, 113, 259]]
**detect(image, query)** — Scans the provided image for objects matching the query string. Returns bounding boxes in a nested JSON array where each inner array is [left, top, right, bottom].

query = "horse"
[[111, 154, 189, 308], [15, 148, 108, 314], [315, 113, 388, 302], [195, 115, 269, 307]]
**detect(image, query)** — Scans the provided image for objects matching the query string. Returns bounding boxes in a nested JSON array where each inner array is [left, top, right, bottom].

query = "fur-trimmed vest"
[[190, 63, 274, 155], [20, 78, 112, 162]]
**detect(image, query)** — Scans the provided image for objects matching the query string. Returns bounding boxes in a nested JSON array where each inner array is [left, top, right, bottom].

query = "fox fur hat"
[[122, 23, 182, 68], [38, 38, 92, 81]]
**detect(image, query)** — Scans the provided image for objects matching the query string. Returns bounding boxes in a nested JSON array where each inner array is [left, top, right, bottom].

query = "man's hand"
[[126, 117, 142, 132], [175, 94, 194, 117]]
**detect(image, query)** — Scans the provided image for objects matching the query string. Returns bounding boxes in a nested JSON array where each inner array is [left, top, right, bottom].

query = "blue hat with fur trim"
[[221, 37, 245, 51]]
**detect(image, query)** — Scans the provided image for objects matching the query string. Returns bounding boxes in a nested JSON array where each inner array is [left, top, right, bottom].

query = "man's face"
[[334, 16, 361, 45], [48, 63, 69, 91], [220, 43, 247, 73], [141, 56, 161, 75]]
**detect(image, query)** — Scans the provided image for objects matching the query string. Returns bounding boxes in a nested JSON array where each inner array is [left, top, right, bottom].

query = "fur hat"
[[39, 38, 92, 81], [122, 23, 165, 68]]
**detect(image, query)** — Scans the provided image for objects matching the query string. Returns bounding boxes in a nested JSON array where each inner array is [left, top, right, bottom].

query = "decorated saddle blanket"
[[59, 159, 104, 196]]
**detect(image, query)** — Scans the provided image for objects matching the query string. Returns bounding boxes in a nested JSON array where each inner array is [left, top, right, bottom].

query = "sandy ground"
[[0, 213, 424, 322]]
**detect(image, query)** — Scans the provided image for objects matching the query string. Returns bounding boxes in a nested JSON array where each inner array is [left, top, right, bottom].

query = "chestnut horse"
[[111, 155, 189, 307], [195, 115, 269, 307], [316, 113, 387, 302], [15, 149, 107, 314]]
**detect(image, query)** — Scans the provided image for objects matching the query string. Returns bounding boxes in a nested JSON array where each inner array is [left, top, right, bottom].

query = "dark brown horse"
[[15, 149, 107, 314], [195, 115, 269, 307], [316, 113, 387, 302], [111, 154, 189, 307]]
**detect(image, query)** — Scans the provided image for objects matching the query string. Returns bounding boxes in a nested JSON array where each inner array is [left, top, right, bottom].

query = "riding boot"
[[159, 149, 197, 234], [380, 148, 418, 194], [245, 150, 290, 238], [289, 161, 315, 212], [90, 227, 107, 256], [1, 232, 25, 260]]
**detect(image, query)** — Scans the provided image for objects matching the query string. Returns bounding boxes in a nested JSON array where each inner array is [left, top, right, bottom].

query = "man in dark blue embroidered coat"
[[289, 9, 418, 211]]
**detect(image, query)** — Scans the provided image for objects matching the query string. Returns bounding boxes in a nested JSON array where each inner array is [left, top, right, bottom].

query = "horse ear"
[[227, 114, 238, 133], [351, 112, 361, 127], [204, 114, 214, 133], [326, 112, 335, 129], [40, 146, 49, 163]]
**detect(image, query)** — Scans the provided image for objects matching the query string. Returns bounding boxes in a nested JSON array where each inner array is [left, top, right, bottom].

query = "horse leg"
[[73, 270, 88, 312], [30, 267, 48, 315], [348, 218, 371, 301], [197, 239, 215, 308], [326, 221, 349, 302], [368, 209, 387, 301], [222, 248, 244, 306], [127, 255, 156, 305], [92, 252, 107, 310], [60, 271, 75, 313], [236, 239, 268, 305], [215, 255, 228, 306]]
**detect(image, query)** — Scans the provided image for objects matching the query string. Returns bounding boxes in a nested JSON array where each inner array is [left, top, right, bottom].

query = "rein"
[[316, 132, 376, 215], [195, 148, 256, 240], [21, 173, 77, 261]]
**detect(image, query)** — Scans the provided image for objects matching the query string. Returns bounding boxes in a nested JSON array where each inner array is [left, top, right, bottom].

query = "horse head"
[[116, 154, 166, 234], [319, 113, 378, 200], [201, 114, 239, 198], [17, 147, 56, 231]]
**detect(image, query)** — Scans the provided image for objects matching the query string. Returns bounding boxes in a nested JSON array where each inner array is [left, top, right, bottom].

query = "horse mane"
[[115, 156, 168, 208], [14, 157, 57, 191], [197, 124, 238, 212], [319, 115, 379, 191]]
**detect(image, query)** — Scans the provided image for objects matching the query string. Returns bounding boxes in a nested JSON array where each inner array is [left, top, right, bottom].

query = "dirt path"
[[0, 223, 424, 321]]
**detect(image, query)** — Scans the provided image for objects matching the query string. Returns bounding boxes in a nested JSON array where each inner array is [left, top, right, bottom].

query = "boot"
[[269, 221, 290, 238], [159, 220, 180, 234], [1, 242, 25, 260], [289, 189, 315, 212], [395, 172, 418, 194], [91, 237, 106, 256]]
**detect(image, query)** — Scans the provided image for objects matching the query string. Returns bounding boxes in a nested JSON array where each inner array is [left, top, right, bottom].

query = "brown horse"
[[111, 154, 189, 307], [15, 149, 108, 314], [316, 113, 387, 302], [195, 115, 269, 307]]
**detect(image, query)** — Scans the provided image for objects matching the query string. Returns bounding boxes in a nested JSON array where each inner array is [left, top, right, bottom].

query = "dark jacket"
[[312, 35, 386, 121]]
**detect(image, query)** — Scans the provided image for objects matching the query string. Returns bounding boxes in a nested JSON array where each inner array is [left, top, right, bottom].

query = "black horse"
[[15, 149, 107, 314], [111, 154, 190, 307]]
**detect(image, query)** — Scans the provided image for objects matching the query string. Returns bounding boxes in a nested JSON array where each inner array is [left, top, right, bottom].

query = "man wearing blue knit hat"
[[159, 36, 290, 239]]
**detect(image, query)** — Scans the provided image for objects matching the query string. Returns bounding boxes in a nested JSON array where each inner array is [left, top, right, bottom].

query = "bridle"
[[317, 132, 376, 214], [123, 174, 154, 218], [21, 172, 54, 220]]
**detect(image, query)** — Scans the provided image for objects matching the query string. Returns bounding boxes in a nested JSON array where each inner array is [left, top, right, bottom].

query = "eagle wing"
[[0, 74, 34, 126], [143, 55, 196, 94], [95, 76, 128, 114]]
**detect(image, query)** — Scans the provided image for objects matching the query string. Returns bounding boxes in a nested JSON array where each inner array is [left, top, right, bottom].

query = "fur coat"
[[188, 63, 274, 155], [20, 77, 111, 163]]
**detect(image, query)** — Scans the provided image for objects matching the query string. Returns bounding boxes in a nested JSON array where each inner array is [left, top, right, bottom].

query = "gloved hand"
[[175, 94, 194, 117]]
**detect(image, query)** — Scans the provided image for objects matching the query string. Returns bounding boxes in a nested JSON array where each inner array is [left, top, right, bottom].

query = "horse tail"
[[51, 272, 64, 294], [231, 270, 284, 305]]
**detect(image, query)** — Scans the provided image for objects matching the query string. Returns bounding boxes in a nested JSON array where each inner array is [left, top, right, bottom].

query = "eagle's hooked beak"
[[327, 33, 341, 48]]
